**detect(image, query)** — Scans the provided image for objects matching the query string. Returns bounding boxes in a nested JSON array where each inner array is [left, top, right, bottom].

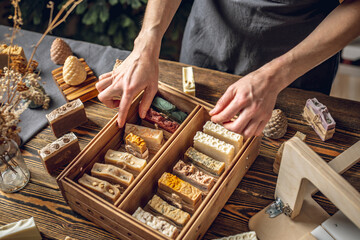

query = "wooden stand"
[[249, 138, 360, 239], [51, 58, 98, 102]]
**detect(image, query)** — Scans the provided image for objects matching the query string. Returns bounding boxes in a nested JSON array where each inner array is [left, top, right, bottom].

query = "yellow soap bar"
[[125, 133, 147, 154], [105, 149, 147, 176], [125, 123, 163, 151], [148, 194, 190, 226], [91, 163, 134, 187], [158, 172, 202, 206]]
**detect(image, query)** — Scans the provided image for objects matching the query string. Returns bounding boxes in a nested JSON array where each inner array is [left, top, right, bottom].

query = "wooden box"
[[57, 82, 261, 240]]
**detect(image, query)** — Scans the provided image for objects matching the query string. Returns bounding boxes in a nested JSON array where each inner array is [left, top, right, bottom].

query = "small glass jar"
[[0, 137, 30, 193]]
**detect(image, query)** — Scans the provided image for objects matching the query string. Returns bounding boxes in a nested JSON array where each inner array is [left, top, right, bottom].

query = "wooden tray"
[[51, 58, 98, 102], [57, 82, 261, 240]]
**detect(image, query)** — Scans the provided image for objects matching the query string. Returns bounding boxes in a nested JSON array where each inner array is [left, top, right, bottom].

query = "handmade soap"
[[193, 131, 235, 166], [38, 132, 80, 175], [263, 109, 288, 139], [158, 172, 202, 206], [46, 99, 88, 138], [182, 66, 195, 96], [105, 149, 147, 176], [132, 207, 179, 238], [214, 231, 258, 240], [50, 38, 72, 65], [151, 96, 188, 123], [303, 98, 336, 141], [63, 56, 87, 86], [78, 174, 121, 203], [0, 44, 27, 70], [145, 108, 180, 133], [0, 217, 42, 240], [147, 194, 190, 226], [125, 123, 163, 151], [91, 163, 134, 187], [125, 133, 148, 154], [185, 147, 225, 176], [203, 121, 243, 153], [173, 160, 215, 193]]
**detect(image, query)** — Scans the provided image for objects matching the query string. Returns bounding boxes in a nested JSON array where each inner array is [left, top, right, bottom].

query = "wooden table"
[[1, 60, 359, 240]]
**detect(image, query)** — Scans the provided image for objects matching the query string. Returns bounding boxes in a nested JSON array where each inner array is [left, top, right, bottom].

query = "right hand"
[[96, 43, 159, 128]]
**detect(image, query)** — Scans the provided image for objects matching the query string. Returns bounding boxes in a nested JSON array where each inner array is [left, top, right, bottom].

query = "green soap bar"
[[170, 110, 188, 123], [151, 96, 176, 113]]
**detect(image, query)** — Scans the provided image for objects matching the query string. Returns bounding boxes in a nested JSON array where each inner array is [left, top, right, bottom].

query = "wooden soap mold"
[[57, 82, 261, 240], [51, 58, 98, 102]]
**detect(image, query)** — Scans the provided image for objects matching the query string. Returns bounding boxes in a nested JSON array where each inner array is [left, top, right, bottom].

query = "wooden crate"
[[57, 82, 261, 240]]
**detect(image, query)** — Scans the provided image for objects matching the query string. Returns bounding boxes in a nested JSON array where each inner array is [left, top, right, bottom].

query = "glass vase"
[[0, 137, 30, 193]]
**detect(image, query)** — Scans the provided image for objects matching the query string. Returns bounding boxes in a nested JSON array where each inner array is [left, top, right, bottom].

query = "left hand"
[[209, 67, 281, 139]]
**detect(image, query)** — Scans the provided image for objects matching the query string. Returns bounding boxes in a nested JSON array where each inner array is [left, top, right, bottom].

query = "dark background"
[[0, 0, 194, 60]]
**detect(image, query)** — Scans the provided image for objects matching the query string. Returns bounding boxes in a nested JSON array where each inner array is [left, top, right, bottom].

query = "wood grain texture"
[[1, 59, 359, 240]]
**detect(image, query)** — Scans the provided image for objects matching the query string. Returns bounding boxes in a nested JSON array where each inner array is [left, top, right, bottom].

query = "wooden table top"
[[1, 59, 359, 240]]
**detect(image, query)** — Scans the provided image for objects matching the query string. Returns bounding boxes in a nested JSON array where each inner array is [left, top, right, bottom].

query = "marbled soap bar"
[[303, 98, 336, 141], [185, 147, 225, 176], [193, 131, 235, 166], [173, 160, 215, 193], [125, 123, 163, 151], [78, 174, 121, 203], [91, 163, 134, 187], [105, 149, 147, 176], [132, 207, 179, 239], [145, 108, 180, 133], [182, 66, 195, 96], [158, 172, 202, 206], [203, 121, 243, 153], [148, 194, 190, 226], [151, 96, 188, 123], [46, 99, 87, 138], [38, 132, 80, 175]]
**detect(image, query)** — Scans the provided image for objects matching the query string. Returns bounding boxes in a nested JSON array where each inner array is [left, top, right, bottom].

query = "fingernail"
[[140, 111, 146, 119]]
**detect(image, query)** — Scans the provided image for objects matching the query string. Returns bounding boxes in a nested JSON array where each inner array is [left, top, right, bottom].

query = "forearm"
[[267, 0, 360, 92], [134, 0, 182, 57]]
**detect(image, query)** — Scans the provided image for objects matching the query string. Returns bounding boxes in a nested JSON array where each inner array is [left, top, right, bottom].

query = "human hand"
[[96, 49, 159, 128], [209, 67, 282, 138]]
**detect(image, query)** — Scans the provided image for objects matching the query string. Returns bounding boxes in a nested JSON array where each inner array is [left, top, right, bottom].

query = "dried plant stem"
[[25, 0, 83, 71]]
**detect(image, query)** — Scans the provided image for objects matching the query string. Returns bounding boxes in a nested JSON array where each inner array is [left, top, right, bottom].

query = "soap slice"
[[147, 195, 190, 227], [105, 149, 147, 176], [173, 160, 215, 193], [78, 174, 121, 203], [182, 66, 195, 96], [145, 108, 180, 134], [158, 172, 202, 207], [0, 217, 42, 240], [213, 231, 258, 240], [132, 207, 179, 239], [151, 96, 188, 123], [91, 163, 134, 187], [203, 121, 243, 153], [125, 123, 163, 151], [125, 133, 147, 154], [184, 147, 225, 176], [193, 131, 235, 166]]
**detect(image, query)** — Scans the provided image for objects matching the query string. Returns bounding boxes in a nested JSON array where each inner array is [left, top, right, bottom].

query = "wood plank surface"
[[1, 58, 359, 240]]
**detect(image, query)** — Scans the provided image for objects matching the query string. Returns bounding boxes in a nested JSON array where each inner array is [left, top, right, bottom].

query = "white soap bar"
[[203, 121, 243, 153], [0, 217, 42, 240], [193, 131, 235, 166], [105, 149, 147, 176], [182, 66, 195, 96], [214, 231, 258, 240]]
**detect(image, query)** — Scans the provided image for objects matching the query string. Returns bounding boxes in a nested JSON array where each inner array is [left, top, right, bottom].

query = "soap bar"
[[203, 121, 243, 153], [147, 194, 190, 227], [132, 207, 179, 239], [303, 98, 336, 141], [46, 99, 87, 138], [145, 108, 180, 133], [158, 172, 202, 207], [38, 132, 80, 176], [125, 123, 163, 151], [91, 163, 134, 187], [125, 133, 147, 154], [193, 131, 235, 166], [151, 96, 188, 123], [214, 231, 258, 240], [185, 147, 225, 176], [0, 217, 42, 240], [173, 160, 215, 193], [182, 66, 195, 96], [105, 149, 147, 176], [0, 44, 27, 70], [78, 174, 121, 203]]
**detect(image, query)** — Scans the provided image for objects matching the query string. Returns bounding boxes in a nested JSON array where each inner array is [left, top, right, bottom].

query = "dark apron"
[[180, 0, 340, 95]]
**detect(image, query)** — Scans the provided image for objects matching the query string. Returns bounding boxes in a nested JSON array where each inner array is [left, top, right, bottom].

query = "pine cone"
[[263, 109, 288, 139], [63, 56, 87, 86], [50, 38, 72, 65]]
